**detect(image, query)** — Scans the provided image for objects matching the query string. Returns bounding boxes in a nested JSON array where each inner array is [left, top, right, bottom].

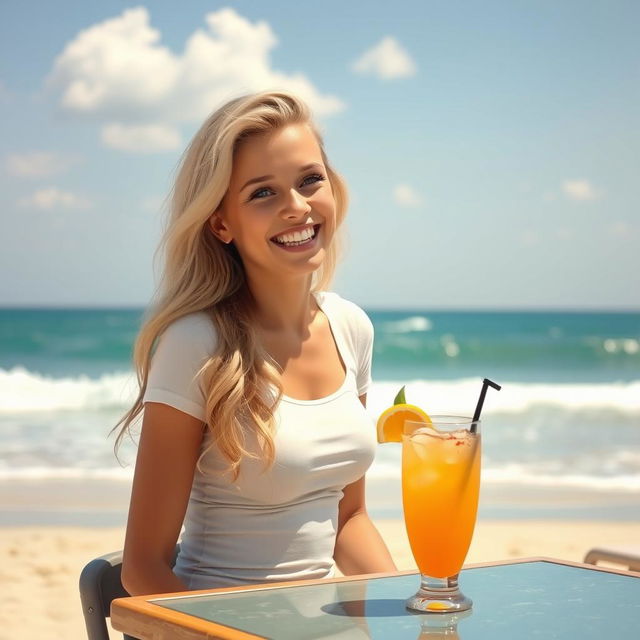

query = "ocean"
[[1, 307, 638, 523]]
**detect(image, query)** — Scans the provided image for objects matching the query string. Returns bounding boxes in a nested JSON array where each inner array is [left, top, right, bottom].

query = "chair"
[[79, 545, 180, 640], [583, 545, 640, 572]]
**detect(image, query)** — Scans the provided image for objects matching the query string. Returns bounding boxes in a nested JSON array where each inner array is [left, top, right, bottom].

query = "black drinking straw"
[[471, 378, 502, 433]]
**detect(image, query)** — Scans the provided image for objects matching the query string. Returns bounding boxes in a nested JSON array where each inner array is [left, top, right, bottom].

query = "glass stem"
[[420, 573, 460, 593]]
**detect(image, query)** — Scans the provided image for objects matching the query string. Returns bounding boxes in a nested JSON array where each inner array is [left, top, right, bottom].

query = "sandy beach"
[[1, 519, 639, 640]]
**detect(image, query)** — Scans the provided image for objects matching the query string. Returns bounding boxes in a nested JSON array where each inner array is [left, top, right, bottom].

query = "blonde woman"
[[115, 90, 397, 595]]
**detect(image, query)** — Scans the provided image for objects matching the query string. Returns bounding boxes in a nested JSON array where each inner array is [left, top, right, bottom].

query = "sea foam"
[[367, 379, 640, 416], [382, 316, 432, 333], [0, 366, 137, 412], [366, 457, 640, 492], [1, 367, 639, 414]]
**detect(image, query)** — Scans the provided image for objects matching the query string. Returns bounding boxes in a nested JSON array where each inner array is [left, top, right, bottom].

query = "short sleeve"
[[143, 312, 218, 421], [354, 308, 374, 396]]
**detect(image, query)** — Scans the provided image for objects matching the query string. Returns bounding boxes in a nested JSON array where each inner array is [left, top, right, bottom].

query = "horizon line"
[[1, 304, 639, 313]]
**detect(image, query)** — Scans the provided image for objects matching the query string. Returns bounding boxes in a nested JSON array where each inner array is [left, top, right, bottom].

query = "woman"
[[114, 90, 397, 595]]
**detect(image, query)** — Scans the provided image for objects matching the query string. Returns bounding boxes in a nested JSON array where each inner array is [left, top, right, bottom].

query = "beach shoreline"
[[2, 475, 639, 526], [1, 519, 639, 639]]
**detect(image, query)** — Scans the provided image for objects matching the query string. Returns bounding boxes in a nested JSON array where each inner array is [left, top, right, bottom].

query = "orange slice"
[[376, 404, 432, 443]]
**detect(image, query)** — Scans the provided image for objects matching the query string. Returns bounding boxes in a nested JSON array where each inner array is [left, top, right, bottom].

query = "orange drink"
[[403, 424, 481, 577], [402, 416, 481, 613]]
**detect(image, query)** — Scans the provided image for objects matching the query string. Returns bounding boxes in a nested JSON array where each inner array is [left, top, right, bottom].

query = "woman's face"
[[210, 123, 337, 281]]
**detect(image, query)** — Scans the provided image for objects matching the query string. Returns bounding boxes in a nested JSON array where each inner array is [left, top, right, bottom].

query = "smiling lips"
[[271, 224, 320, 248]]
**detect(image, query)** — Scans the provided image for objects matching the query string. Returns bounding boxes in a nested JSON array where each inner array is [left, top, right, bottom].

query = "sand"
[[1, 519, 639, 640]]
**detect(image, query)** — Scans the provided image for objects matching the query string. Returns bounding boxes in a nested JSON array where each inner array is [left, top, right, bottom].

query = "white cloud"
[[102, 123, 182, 153], [562, 179, 600, 201], [394, 184, 423, 207], [46, 6, 344, 148], [175, 9, 344, 121], [555, 227, 572, 240], [521, 230, 540, 246], [18, 187, 91, 210], [351, 37, 417, 79], [519, 181, 532, 194], [47, 7, 179, 119], [5, 151, 78, 177], [140, 195, 167, 212], [609, 222, 633, 238]]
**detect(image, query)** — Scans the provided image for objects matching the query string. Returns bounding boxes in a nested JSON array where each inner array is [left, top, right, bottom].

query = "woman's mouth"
[[270, 224, 321, 251]]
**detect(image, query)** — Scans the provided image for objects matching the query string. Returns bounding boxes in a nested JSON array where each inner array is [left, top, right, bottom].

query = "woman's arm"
[[121, 402, 205, 595], [333, 475, 398, 575], [332, 393, 398, 576]]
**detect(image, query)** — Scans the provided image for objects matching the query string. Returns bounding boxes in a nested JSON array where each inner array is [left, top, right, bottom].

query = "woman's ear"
[[208, 210, 233, 244]]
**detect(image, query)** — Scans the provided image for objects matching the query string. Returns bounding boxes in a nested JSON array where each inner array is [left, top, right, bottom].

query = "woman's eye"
[[250, 187, 272, 200], [248, 174, 325, 201], [302, 173, 326, 186]]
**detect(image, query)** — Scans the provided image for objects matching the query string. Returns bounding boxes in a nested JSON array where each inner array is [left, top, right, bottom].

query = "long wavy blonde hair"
[[112, 90, 349, 481]]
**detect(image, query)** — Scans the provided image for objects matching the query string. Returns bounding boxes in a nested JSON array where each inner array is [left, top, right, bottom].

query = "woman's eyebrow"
[[239, 162, 324, 192]]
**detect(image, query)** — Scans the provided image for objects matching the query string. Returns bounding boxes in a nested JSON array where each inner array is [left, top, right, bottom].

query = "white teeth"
[[273, 226, 316, 246]]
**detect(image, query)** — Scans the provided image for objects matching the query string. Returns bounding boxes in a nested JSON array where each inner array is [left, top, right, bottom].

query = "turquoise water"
[[1, 307, 638, 382], [0, 307, 638, 520], [370, 309, 640, 383]]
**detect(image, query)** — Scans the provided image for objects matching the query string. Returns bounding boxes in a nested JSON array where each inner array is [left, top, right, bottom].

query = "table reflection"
[[150, 561, 640, 639], [415, 610, 472, 639], [154, 575, 473, 639]]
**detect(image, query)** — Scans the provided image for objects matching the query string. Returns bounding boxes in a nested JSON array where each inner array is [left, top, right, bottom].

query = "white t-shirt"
[[142, 291, 377, 590]]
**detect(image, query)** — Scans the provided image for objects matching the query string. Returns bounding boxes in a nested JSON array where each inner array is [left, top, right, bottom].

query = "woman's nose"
[[282, 188, 311, 218]]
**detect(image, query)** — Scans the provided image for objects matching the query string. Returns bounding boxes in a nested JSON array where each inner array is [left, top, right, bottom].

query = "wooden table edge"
[[111, 596, 264, 639], [110, 570, 412, 639], [111, 557, 640, 639]]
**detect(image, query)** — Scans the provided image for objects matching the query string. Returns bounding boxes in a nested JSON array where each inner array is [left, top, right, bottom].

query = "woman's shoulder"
[[157, 311, 218, 354], [315, 291, 373, 337], [145, 311, 218, 419]]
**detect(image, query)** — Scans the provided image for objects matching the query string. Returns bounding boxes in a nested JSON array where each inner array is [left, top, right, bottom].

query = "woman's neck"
[[247, 273, 318, 335]]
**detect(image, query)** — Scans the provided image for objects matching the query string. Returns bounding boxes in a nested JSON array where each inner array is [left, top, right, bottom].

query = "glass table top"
[[151, 561, 640, 639]]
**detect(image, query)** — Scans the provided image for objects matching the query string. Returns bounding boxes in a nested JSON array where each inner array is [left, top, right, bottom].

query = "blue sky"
[[1, 1, 638, 309]]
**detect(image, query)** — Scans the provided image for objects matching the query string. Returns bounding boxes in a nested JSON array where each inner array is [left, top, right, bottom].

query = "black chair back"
[[79, 545, 180, 640]]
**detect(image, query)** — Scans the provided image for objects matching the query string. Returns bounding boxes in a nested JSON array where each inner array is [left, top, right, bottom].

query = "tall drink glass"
[[402, 416, 481, 612]]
